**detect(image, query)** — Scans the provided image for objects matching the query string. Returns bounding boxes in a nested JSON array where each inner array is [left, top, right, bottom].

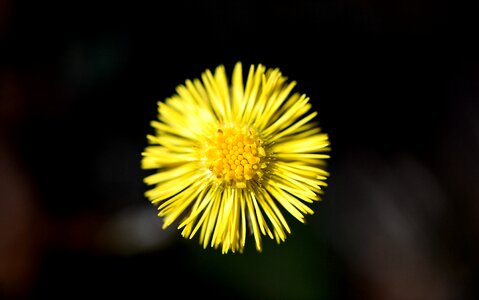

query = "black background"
[[1, 0, 479, 299]]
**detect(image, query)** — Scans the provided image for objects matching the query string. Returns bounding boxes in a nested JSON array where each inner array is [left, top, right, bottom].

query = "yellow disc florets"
[[206, 126, 266, 188]]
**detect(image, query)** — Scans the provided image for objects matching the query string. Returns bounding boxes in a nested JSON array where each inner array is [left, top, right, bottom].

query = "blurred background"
[[1, 0, 479, 299]]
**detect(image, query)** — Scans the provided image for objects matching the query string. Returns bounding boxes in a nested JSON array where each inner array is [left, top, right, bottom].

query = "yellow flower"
[[141, 62, 330, 253]]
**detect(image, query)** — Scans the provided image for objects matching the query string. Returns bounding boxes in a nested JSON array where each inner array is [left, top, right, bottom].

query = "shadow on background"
[[1, 0, 479, 299]]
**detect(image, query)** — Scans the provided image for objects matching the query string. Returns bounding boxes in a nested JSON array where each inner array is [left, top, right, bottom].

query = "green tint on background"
[[189, 221, 333, 300]]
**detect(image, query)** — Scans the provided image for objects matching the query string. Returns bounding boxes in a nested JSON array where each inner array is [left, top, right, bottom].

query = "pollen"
[[206, 127, 266, 188]]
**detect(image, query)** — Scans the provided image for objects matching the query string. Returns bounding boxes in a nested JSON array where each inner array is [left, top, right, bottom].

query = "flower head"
[[142, 62, 330, 253]]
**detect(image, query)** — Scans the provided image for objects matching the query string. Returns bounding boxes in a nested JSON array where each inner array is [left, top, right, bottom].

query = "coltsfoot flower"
[[141, 62, 330, 253]]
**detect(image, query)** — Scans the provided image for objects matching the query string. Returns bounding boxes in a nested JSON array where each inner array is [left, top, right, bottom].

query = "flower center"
[[206, 127, 266, 188]]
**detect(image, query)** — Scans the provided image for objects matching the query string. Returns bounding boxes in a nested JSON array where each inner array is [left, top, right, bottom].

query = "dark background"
[[1, 0, 479, 299]]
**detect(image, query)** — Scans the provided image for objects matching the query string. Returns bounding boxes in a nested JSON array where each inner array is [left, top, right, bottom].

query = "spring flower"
[[141, 62, 330, 253]]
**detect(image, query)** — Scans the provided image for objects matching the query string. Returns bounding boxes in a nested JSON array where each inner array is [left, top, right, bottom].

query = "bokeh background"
[[1, 0, 479, 299]]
